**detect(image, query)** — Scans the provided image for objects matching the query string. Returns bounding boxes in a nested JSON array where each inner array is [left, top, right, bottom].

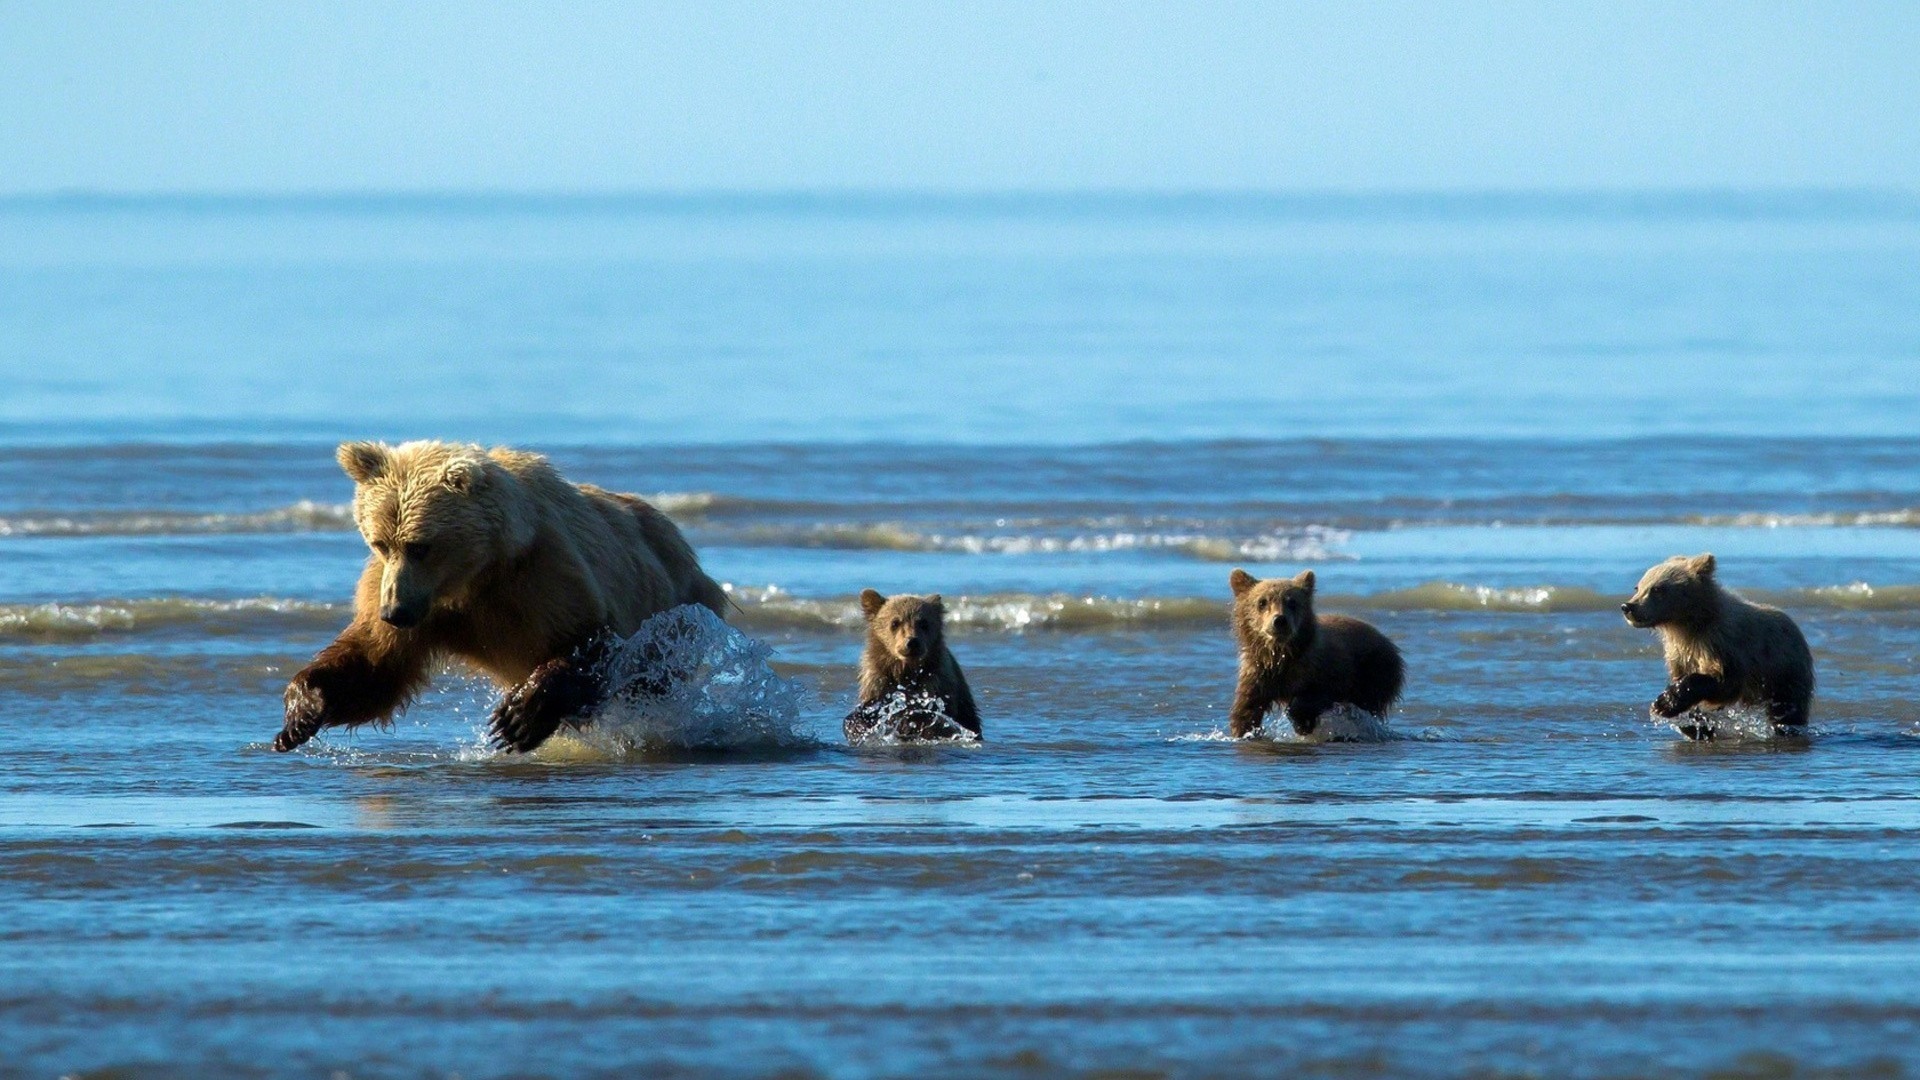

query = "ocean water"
[[4, 194, 1920, 1078]]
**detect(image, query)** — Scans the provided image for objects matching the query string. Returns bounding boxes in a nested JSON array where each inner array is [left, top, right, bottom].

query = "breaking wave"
[[0, 501, 355, 537], [0, 493, 728, 538], [709, 522, 1352, 562], [1687, 510, 1920, 528], [19, 580, 1920, 644], [0, 597, 343, 642]]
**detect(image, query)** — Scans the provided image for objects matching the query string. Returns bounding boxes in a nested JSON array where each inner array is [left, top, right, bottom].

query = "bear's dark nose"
[[381, 604, 422, 629], [1619, 603, 1633, 615], [903, 638, 925, 659]]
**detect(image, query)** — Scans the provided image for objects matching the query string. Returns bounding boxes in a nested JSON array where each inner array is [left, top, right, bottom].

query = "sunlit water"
[[4, 195, 1920, 1078]]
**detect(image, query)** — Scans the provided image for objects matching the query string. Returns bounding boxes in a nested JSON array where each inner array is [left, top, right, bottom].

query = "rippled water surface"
[[5, 196, 1920, 1078]]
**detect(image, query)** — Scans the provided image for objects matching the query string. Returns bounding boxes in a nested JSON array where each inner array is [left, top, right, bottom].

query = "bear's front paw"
[[276, 674, 328, 751], [1651, 688, 1687, 718], [487, 682, 563, 754]]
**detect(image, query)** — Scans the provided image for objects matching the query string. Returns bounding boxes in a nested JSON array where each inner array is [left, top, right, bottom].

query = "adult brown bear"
[[275, 441, 726, 754]]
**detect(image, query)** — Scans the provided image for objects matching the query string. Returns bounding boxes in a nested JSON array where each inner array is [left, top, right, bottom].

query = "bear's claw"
[[275, 678, 327, 751], [486, 683, 565, 754]]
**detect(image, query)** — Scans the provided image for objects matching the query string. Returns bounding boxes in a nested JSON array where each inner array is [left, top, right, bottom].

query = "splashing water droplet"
[[555, 605, 816, 755]]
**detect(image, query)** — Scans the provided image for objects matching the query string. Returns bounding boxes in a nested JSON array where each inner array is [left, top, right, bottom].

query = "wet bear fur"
[[1228, 568, 1404, 737], [276, 440, 727, 754], [845, 589, 981, 742], [1621, 553, 1814, 738]]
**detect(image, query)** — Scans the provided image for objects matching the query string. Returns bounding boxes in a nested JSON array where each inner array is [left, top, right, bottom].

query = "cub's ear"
[[1229, 568, 1257, 597], [443, 458, 484, 494], [1689, 552, 1716, 577], [1293, 569, 1316, 591], [337, 441, 389, 484], [859, 589, 887, 619], [926, 593, 943, 609]]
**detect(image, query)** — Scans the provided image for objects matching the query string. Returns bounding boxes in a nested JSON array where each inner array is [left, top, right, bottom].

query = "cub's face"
[[338, 441, 493, 629], [1230, 568, 1315, 642], [860, 589, 944, 667], [1621, 553, 1716, 629]]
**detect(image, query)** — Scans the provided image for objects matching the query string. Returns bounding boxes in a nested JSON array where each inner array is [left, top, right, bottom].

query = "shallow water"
[[5, 196, 1920, 1078]]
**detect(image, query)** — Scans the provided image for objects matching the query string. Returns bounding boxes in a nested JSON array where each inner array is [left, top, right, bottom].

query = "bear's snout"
[[380, 603, 424, 629], [902, 637, 926, 660]]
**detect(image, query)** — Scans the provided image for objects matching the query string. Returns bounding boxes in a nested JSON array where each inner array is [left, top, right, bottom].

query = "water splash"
[[1175, 704, 1395, 743], [1653, 703, 1804, 743], [546, 604, 815, 756], [844, 689, 981, 746]]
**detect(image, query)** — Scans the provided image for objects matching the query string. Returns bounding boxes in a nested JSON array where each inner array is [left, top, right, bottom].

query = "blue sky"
[[1, 1, 1916, 194]]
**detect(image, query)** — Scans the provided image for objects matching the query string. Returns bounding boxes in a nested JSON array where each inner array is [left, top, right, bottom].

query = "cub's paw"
[[1651, 688, 1687, 718]]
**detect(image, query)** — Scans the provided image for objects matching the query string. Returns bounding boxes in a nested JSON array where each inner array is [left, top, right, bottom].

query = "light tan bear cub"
[[276, 440, 727, 754], [1620, 552, 1813, 739], [1228, 568, 1404, 738], [845, 589, 981, 742]]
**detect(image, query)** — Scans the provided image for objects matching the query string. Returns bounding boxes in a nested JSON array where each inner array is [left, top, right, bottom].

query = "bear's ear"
[[926, 594, 943, 610], [1689, 552, 1716, 577], [443, 458, 484, 494], [1293, 569, 1316, 592], [337, 442, 389, 484], [1229, 568, 1257, 597], [859, 589, 886, 620]]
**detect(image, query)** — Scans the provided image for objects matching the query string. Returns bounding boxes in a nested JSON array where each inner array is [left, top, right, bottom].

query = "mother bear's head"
[[336, 441, 540, 628]]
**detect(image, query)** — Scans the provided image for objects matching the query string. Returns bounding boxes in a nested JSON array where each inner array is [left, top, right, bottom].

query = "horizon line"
[[3, 185, 1916, 220]]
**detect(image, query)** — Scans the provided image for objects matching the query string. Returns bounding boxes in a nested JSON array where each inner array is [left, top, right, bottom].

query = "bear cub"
[[845, 589, 981, 742], [1228, 568, 1404, 738], [1621, 553, 1813, 739]]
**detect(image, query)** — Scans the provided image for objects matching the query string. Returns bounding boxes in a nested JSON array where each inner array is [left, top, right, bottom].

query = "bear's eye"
[[1256, 598, 1269, 610], [371, 540, 391, 558], [891, 619, 904, 632], [404, 542, 431, 562]]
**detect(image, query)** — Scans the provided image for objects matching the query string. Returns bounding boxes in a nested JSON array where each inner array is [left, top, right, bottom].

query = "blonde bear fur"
[[275, 440, 727, 753], [1621, 552, 1813, 737]]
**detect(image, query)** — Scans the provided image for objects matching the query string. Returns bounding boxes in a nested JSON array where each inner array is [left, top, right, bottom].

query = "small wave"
[[1361, 582, 1619, 613], [0, 492, 730, 538], [714, 523, 1351, 562], [0, 501, 355, 537], [1773, 581, 1920, 611], [0, 597, 344, 642], [1689, 509, 1920, 528], [529, 605, 815, 758], [728, 586, 1229, 631]]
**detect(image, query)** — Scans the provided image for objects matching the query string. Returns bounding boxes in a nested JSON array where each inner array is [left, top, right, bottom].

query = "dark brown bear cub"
[[1228, 568, 1403, 738], [845, 589, 981, 742], [1621, 553, 1813, 739]]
